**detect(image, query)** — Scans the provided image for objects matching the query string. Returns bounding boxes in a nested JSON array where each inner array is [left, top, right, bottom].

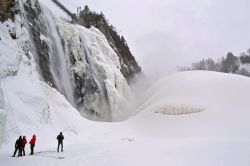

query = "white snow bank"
[[130, 71, 250, 140], [139, 71, 250, 116], [1, 71, 250, 166]]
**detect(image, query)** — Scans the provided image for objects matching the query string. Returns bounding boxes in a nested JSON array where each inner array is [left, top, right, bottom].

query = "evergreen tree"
[[205, 58, 216, 71], [240, 52, 250, 64], [221, 52, 239, 73], [83, 5, 89, 13]]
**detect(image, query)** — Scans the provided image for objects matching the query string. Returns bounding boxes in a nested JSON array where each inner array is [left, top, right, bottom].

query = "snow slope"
[[0, 71, 250, 166]]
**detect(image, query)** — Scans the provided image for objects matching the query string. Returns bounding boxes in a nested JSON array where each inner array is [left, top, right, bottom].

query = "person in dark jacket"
[[12, 136, 23, 157], [21, 136, 27, 156], [29, 135, 36, 155], [57, 132, 64, 152]]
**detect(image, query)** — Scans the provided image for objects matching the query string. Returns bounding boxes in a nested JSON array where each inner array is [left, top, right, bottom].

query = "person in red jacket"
[[29, 135, 36, 155], [21, 136, 27, 156]]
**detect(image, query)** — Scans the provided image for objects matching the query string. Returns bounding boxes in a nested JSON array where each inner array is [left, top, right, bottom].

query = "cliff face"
[[77, 7, 141, 82], [0, 0, 136, 122]]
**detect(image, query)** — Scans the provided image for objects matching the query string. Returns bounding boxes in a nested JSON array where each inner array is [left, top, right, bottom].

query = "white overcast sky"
[[41, 0, 250, 76]]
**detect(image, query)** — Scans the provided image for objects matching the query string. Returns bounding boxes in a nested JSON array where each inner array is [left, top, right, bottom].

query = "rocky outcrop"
[[77, 6, 141, 82]]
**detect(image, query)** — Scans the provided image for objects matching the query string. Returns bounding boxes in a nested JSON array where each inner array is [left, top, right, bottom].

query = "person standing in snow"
[[29, 135, 36, 155], [21, 136, 27, 156], [12, 136, 23, 157], [57, 132, 64, 152]]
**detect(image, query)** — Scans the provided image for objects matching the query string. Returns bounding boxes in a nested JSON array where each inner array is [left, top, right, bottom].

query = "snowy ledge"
[[154, 104, 204, 115]]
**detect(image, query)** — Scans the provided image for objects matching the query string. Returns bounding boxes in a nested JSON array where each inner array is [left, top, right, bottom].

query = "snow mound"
[[139, 70, 250, 117]]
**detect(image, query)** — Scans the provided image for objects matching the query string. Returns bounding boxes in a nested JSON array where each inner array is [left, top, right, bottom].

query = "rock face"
[[77, 6, 141, 82], [0, 0, 137, 121], [0, 0, 16, 22]]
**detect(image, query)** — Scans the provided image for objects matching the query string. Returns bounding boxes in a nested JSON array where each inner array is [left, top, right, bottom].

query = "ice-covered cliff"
[[0, 0, 138, 126]]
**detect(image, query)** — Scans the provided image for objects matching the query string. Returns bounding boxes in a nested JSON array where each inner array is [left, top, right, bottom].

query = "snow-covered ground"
[[0, 71, 250, 166]]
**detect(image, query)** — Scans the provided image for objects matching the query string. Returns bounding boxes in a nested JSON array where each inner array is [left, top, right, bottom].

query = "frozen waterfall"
[[43, 8, 75, 107]]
